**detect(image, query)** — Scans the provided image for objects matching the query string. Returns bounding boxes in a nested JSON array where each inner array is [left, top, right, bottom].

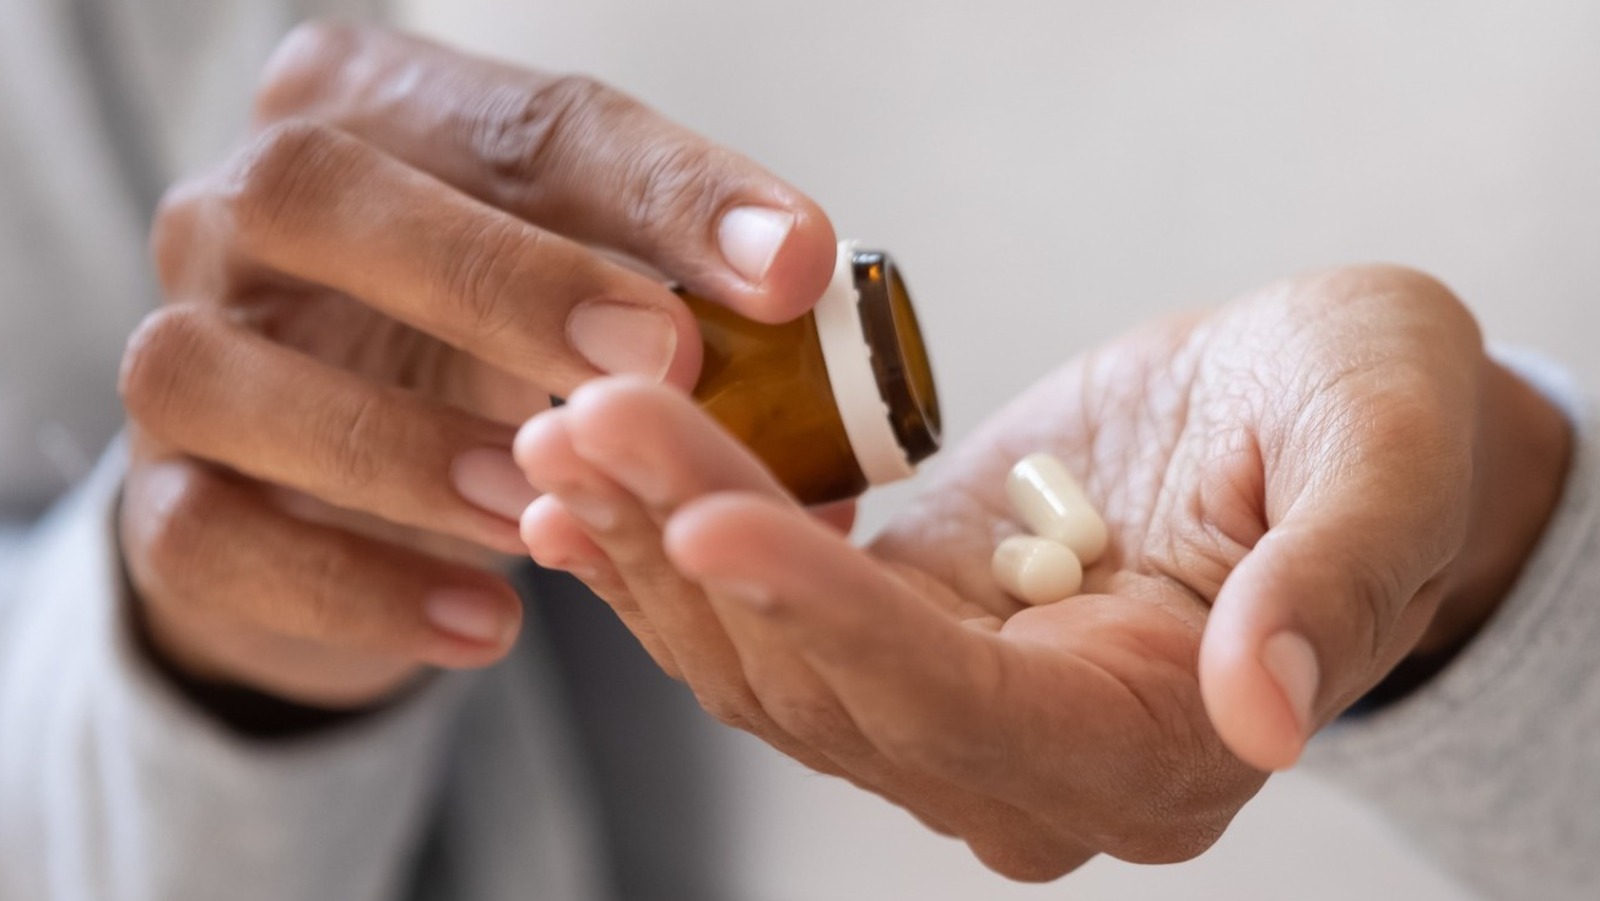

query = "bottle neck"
[[851, 250, 941, 465], [812, 241, 942, 487]]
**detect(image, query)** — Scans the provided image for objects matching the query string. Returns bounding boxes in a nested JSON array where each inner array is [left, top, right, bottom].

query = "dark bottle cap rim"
[[851, 249, 942, 465]]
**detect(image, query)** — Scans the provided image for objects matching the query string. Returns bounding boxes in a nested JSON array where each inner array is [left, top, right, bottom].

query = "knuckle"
[[1346, 553, 1408, 664], [285, 539, 362, 639], [140, 464, 227, 584], [473, 73, 628, 195], [1348, 263, 1462, 313], [1305, 264, 1481, 360], [1368, 398, 1475, 562], [433, 216, 534, 340], [118, 306, 214, 428], [622, 140, 725, 236], [313, 393, 390, 495], [1266, 526, 1412, 670], [149, 178, 212, 293], [254, 19, 366, 121], [224, 120, 349, 250]]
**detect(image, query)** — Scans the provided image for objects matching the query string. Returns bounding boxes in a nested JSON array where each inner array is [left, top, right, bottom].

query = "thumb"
[[257, 24, 838, 323], [1199, 452, 1468, 772]]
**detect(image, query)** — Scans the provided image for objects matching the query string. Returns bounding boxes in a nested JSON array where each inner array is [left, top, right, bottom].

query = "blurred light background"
[[396, 1, 1600, 898]]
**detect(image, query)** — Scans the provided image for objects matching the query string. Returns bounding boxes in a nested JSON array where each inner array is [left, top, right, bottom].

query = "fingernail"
[[1261, 631, 1320, 735], [559, 489, 619, 532], [451, 448, 539, 521], [567, 301, 677, 381], [718, 206, 794, 285], [425, 590, 514, 645], [519, 493, 560, 553]]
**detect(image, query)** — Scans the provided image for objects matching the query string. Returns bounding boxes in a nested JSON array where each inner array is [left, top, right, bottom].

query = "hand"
[[513, 265, 1570, 878], [116, 22, 837, 709]]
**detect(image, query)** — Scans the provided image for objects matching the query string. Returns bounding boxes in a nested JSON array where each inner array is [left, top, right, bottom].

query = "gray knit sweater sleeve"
[[1307, 356, 1600, 900]]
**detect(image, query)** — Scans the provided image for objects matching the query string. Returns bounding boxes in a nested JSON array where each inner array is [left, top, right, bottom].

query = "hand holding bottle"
[[117, 21, 837, 711]]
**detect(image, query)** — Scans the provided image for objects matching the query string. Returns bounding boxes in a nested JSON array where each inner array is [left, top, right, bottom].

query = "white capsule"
[[991, 535, 1083, 606], [1005, 452, 1108, 565]]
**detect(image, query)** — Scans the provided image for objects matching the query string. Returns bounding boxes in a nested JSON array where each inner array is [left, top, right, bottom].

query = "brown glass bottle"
[[679, 241, 941, 505]]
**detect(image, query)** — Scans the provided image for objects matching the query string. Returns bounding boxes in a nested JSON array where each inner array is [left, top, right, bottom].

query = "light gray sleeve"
[[1307, 357, 1600, 901], [0, 441, 469, 901], [0, 526, 23, 585]]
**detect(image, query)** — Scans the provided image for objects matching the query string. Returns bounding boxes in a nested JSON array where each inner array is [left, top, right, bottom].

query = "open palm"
[[516, 265, 1534, 879]]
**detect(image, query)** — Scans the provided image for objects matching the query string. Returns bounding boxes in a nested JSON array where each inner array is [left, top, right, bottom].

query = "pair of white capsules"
[[991, 452, 1108, 606]]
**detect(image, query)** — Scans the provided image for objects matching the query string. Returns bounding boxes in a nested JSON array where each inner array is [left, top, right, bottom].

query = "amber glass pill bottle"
[[678, 241, 942, 506]]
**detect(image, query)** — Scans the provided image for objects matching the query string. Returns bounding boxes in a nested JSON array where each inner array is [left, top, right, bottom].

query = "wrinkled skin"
[[117, 22, 835, 706], [516, 266, 1569, 879], [114, 20, 1570, 880]]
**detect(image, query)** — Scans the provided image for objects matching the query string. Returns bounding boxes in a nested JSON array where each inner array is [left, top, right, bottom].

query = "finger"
[[516, 408, 713, 639], [539, 395, 1089, 868], [667, 496, 1103, 879], [691, 549, 1088, 874], [558, 377, 860, 534], [120, 306, 534, 555], [521, 412, 982, 809], [559, 376, 792, 512], [519, 493, 606, 575], [551, 378, 866, 745], [516, 409, 765, 695], [549, 378, 854, 729], [518, 409, 869, 770], [514, 411, 650, 622], [810, 500, 858, 534], [1199, 415, 1471, 771], [663, 493, 1016, 785], [517, 493, 684, 680], [122, 457, 523, 679], [255, 22, 837, 322], [169, 120, 701, 395], [556, 379, 887, 750]]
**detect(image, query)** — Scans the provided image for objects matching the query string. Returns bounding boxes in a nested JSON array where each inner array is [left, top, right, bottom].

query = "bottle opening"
[[853, 250, 942, 464]]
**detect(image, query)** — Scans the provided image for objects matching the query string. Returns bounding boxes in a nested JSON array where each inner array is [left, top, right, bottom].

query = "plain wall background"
[[398, 1, 1600, 897]]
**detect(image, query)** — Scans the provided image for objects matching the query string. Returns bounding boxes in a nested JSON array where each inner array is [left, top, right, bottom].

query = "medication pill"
[[991, 535, 1083, 606], [1005, 452, 1108, 564]]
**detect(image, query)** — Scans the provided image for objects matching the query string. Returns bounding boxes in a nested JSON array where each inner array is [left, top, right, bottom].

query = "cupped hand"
[[514, 265, 1569, 878], [117, 21, 836, 708]]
